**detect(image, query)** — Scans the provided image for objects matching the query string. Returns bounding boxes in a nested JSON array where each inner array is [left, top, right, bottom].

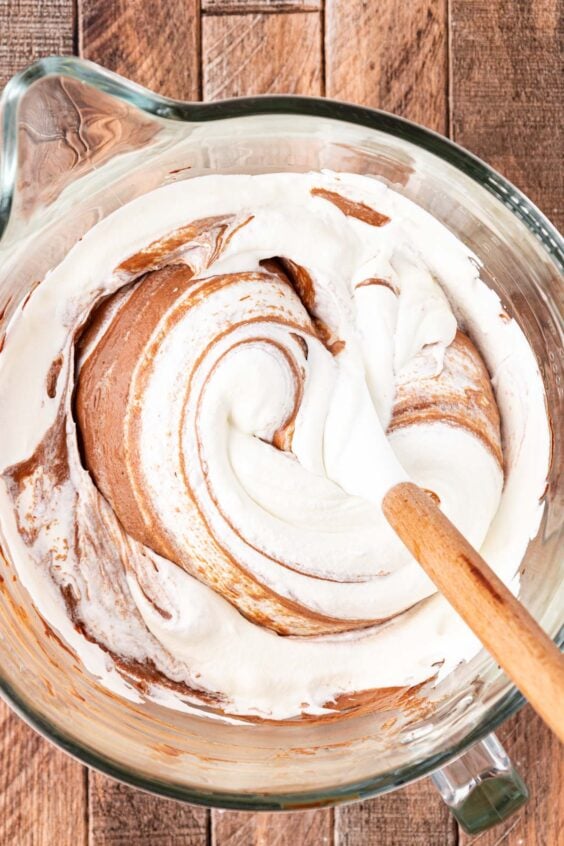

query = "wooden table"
[[0, 1, 562, 844]]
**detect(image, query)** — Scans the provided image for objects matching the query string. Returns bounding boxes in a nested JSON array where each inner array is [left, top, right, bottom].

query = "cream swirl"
[[0, 172, 550, 720]]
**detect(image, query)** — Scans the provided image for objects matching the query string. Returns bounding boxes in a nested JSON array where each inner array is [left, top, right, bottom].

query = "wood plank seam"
[[72, 0, 80, 56], [320, 0, 326, 97], [198, 0, 204, 99], [83, 766, 89, 846], [447, 0, 453, 139], [75, 0, 83, 59], [202, 2, 322, 14]]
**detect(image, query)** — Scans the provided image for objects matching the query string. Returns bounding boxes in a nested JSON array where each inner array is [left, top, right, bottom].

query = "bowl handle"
[[431, 732, 528, 834]]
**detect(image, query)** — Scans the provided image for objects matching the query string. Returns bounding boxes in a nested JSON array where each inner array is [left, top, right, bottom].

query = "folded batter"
[[0, 172, 550, 720]]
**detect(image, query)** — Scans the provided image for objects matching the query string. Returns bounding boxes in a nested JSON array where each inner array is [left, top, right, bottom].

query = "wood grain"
[[79, 0, 200, 99], [78, 3, 206, 844], [336, 779, 457, 846], [325, 0, 448, 133], [459, 705, 564, 846], [202, 11, 322, 99], [451, 0, 563, 230], [450, 2, 563, 838], [0, 0, 74, 89], [383, 482, 564, 744], [203, 1, 321, 12], [89, 772, 208, 845], [0, 4, 84, 845], [203, 9, 328, 843], [0, 697, 87, 846], [212, 809, 333, 846], [325, 5, 453, 842]]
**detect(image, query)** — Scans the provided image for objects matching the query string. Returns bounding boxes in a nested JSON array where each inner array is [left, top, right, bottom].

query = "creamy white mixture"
[[0, 172, 551, 720]]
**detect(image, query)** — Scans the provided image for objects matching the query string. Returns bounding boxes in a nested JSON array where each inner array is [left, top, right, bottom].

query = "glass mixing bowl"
[[0, 57, 562, 835]]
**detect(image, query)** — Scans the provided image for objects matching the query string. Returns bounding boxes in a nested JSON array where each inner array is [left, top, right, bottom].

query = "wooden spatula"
[[383, 482, 564, 743]]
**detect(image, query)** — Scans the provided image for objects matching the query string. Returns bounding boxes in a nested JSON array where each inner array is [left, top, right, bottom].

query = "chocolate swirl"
[[0, 172, 527, 721], [75, 261, 345, 636], [74, 255, 502, 640]]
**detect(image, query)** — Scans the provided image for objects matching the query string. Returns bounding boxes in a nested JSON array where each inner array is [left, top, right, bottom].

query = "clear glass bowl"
[[0, 57, 562, 833]]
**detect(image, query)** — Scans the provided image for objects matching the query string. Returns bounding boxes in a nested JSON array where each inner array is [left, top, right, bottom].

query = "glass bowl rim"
[[0, 55, 562, 810]]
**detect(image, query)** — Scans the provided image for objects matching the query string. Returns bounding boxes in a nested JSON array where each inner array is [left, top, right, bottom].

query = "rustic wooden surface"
[[451, 0, 563, 232], [79, 0, 201, 99], [202, 11, 323, 98], [0, 0, 562, 844], [325, 0, 448, 133]]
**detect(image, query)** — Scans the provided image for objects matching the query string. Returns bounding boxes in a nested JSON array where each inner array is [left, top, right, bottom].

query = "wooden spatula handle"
[[383, 481, 564, 743]]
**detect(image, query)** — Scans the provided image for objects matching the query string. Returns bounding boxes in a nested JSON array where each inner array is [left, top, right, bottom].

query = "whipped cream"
[[0, 172, 551, 720]]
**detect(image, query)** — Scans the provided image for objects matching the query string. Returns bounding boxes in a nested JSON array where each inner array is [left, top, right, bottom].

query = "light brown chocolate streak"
[[311, 187, 391, 227]]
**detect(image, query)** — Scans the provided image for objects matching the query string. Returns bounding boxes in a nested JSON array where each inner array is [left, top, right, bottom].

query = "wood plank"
[[202, 11, 322, 99], [325, 0, 448, 133], [324, 6, 453, 839], [79, 0, 200, 100], [212, 809, 333, 846], [0, 0, 74, 90], [0, 698, 87, 846], [451, 7, 562, 838], [89, 772, 208, 846], [458, 705, 563, 846], [336, 779, 457, 846], [203, 11, 328, 844], [203, 1, 321, 12], [325, 5, 452, 839], [203, 10, 325, 844], [0, 3, 83, 843], [78, 3, 207, 843], [451, 0, 563, 229]]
